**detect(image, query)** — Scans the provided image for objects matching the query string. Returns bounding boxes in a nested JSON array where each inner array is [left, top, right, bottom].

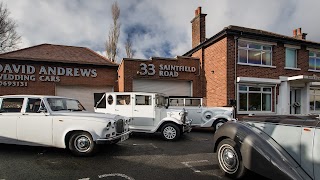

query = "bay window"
[[238, 85, 272, 112]]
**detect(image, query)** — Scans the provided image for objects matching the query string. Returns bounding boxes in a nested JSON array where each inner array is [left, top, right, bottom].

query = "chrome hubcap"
[[218, 144, 239, 174], [163, 126, 177, 140], [216, 122, 224, 130], [74, 135, 91, 152]]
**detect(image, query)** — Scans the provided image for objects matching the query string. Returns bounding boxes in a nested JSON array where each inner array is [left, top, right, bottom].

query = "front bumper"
[[96, 131, 131, 144], [182, 119, 192, 133]]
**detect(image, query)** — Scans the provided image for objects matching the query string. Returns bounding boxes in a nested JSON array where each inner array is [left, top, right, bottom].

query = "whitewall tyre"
[[217, 139, 247, 179], [213, 119, 226, 133], [68, 132, 96, 156]]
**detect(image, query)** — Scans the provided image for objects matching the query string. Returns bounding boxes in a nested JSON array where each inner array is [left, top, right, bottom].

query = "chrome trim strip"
[[96, 131, 131, 142]]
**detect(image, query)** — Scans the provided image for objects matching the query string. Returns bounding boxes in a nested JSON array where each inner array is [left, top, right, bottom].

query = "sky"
[[3, 0, 320, 63]]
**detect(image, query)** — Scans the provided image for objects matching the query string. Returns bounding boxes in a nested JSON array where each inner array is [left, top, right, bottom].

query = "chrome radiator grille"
[[115, 119, 125, 133]]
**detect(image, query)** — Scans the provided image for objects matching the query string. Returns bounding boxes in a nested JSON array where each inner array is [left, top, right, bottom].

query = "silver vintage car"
[[213, 115, 320, 180]]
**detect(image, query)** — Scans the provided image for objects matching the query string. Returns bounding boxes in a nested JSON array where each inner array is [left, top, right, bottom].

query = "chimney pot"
[[197, 7, 202, 15], [195, 9, 198, 16], [297, 28, 302, 35], [293, 29, 297, 36]]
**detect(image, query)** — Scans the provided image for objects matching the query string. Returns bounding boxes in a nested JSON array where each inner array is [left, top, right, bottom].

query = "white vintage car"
[[168, 97, 235, 132], [94, 92, 192, 141], [0, 95, 131, 156]]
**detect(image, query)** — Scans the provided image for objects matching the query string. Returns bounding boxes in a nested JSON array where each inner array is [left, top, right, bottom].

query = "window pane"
[[285, 49, 296, 68], [239, 85, 247, 91], [238, 49, 247, 63], [169, 98, 184, 106], [262, 94, 271, 111], [136, 95, 151, 105], [309, 58, 315, 70], [316, 58, 320, 70], [248, 50, 261, 64], [263, 46, 272, 50], [249, 87, 260, 91], [238, 41, 247, 47], [26, 98, 42, 113], [249, 93, 261, 111], [263, 88, 271, 92], [317, 53, 320, 58], [315, 95, 320, 111], [310, 95, 315, 111], [249, 43, 261, 49], [0, 98, 24, 113], [315, 89, 320, 94], [309, 52, 315, 57], [185, 99, 201, 106], [262, 52, 272, 65], [116, 95, 131, 105], [239, 93, 247, 111]]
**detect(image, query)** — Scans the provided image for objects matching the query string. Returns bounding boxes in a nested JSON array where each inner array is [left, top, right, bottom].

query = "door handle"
[[134, 110, 138, 111], [22, 114, 29, 115]]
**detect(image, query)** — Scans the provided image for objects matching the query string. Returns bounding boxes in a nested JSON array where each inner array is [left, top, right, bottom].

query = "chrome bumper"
[[183, 119, 192, 133], [96, 131, 131, 144]]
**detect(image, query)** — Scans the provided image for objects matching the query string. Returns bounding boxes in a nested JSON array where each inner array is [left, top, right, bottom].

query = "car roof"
[[0, 95, 74, 99]]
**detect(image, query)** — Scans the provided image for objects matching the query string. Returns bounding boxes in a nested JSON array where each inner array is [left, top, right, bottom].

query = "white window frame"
[[237, 84, 273, 114], [285, 48, 298, 69], [308, 51, 320, 72], [238, 40, 273, 67], [309, 88, 320, 113]]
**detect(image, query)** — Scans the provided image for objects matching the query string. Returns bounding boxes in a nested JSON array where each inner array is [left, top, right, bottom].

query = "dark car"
[[213, 115, 320, 180]]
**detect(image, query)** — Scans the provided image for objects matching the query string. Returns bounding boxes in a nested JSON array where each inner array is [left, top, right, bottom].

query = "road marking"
[[132, 143, 158, 148], [78, 178, 90, 180], [181, 160, 209, 173], [98, 173, 135, 180]]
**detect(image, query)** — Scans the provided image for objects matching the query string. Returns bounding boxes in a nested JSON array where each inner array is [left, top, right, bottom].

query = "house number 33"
[[139, 63, 155, 76]]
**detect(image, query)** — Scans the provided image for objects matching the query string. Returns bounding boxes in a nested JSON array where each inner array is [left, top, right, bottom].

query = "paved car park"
[[0, 129, 267, 180]]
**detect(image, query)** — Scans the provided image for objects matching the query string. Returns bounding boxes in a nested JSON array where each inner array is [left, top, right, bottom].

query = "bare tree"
[[105, 2, 120, 62], [0, 2, 21, 53], [125, 37, 134, 58]]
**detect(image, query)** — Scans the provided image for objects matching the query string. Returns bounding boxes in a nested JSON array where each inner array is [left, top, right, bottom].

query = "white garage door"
[[56, 85, 113, 112], [133, 79, 192, 96]]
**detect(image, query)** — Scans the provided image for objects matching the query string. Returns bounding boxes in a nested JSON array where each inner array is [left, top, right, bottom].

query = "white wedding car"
[[0, 95, 131, 156], [94, 92, 192, 141], [168, 97, 235, 132]]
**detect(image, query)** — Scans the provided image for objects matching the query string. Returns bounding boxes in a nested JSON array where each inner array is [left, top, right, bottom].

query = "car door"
[[132, 94, 154, 127], [312, 120, 320, 180], [17, 98, 53, 146], [114, 94, 133, 117], [0, 97, 23, 144]]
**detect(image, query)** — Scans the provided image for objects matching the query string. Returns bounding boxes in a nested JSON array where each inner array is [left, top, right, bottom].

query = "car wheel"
[[68, 132, 96, 156], [217, 139, 247, 179], [161, 123, 181, 141], [212, 119, 226, 133]]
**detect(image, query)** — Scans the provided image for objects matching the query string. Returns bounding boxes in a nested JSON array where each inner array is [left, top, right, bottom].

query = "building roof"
[[0, 44, 118, 66], [184, 25, 320, 56]]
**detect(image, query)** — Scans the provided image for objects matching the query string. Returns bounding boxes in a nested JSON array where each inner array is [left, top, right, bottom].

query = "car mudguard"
[[213, 121, 312, 180]]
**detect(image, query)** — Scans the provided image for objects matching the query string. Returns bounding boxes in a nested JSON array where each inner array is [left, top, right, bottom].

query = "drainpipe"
[[234, 34, 241, 119]]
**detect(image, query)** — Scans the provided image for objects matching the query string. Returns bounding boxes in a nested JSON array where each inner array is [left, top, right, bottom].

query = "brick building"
[[2, 7, 320, 115], [185, 7, 320, 115], [0, 44, 118, 111]]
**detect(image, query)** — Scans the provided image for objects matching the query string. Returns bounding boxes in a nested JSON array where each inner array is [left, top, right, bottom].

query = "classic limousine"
[[0, 95, 131, 156], [94, 92, 192, 141], [213, 115, 320, 180]]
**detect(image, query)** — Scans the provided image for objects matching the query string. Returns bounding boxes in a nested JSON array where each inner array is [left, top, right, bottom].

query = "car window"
[[26, 98, 42, 113], [185, 99, 202, 106], [169, 98, 184, 106], [136, 95, 151, 105], [47, 98, 85, 111], [116, 95, 131, 105], [0, 98, 24, 113]]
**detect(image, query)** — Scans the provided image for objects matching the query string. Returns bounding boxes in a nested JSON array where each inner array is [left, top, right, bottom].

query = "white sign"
[[139, 63, 196, 77], [0, 63, 97, 87]]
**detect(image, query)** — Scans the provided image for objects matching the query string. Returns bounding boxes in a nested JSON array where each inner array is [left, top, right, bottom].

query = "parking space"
[[0, 130, 266, 180]]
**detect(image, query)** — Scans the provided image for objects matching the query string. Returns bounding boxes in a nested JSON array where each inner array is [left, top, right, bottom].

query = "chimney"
[[293, 28, 307, 40], [191, 7, 207, 48]]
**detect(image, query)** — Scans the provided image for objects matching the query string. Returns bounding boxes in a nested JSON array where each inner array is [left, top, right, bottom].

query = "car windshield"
[[47, 98, 85, 111]]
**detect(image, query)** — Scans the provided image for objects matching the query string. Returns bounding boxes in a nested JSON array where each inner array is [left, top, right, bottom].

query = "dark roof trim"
[[0, 56, 119, 67], [184, 26, 320, 56]]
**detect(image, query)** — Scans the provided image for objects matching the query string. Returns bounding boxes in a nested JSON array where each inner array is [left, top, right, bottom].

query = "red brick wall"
[[119, 57, 202, 97], [0, 60, 118, 96]]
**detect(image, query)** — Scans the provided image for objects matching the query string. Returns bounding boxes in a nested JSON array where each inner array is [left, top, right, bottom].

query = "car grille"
[[115, 119, 125, 133]]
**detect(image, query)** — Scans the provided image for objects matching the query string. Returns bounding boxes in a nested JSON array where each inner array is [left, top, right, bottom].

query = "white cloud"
[[3, 0, 320, 62]]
